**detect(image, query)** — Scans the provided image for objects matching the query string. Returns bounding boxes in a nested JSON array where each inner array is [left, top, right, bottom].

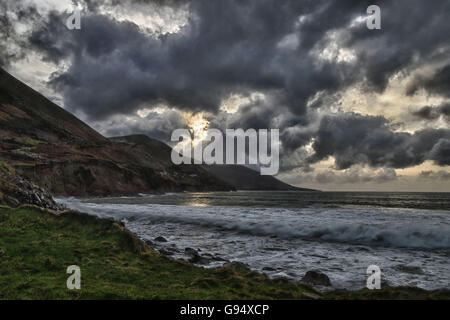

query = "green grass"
[[0, 206, 448, 300], [0, 160, 13, 173], [0, 206, 318, 299], [12, 137, 46, 147]]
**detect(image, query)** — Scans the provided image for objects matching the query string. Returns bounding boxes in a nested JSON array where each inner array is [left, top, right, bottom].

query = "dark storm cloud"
[[411, 103, 450, 121], [23, 0, 449, 125], [29, 11, 78, 63], [0, 2, 12, 66], [205, 95, 317, 165], [407, 64, 450, 98], [429, 139, 450, 166], [412, 106, 440, 120], [346, 1, 450, 92], [0, 0, 41, 67], [423, 64, 450, 98], [24, 0, 390, 120], [97, 109, 187, 141], [309, 113, 450, 169]]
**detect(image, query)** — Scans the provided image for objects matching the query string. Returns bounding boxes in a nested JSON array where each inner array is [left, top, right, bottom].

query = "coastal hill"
[[0, 68, 306, 197], [0, 68, 232, 196], [203, 164, 316, 191], [111, 135, 314, 192]]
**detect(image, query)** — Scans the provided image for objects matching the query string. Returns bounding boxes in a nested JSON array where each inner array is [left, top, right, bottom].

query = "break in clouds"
[[1, 0, 450, 190]]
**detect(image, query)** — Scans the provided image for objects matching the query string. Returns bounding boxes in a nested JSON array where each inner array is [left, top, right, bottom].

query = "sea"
[[58, 191, 450, 290]]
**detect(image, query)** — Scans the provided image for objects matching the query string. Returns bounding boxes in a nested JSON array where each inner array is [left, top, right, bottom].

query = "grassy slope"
[[0, 206, 318, 299], [0, 68, 234, 196], [0, 206, 448, 300]]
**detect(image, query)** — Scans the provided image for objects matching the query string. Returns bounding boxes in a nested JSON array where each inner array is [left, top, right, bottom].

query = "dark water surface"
[[84, 191, 450, 211]]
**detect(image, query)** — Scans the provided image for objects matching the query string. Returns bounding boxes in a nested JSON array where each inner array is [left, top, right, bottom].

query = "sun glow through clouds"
[[187, 112, 209, 146]]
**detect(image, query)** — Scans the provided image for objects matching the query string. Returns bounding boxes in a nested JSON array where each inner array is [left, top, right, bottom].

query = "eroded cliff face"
[[0, 136, 233, 196], [0, 161, 63, 210], [0, 68, 234, 196]]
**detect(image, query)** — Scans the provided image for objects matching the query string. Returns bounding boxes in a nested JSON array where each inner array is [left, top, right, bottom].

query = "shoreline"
[[136, 222, 450, 294], [60, 195, 450, 291], [0, 205, 450, 299]]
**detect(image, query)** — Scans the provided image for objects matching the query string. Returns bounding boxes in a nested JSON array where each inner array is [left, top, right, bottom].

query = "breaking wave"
[[59, 200, 450, 249]]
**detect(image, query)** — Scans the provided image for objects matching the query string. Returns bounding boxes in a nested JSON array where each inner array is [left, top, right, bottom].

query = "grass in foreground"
[[0, 206, 449, 300], [0, 206, 318, 299]]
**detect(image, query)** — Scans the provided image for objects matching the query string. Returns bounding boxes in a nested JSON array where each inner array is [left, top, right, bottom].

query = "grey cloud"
[[0, 2, 12, 66], [95, 108, 187, 142], [0, 0, 41, 67], [306, 167, 398, 184], [29, 11, 77, 63], [309, 113, 450, 169], [412, 106, 440, 120], [28, 0, 445, 120], [21, 0, 449, 126], [428, 139, 450, 166], [411, 103, 450, 121], [419, 170, 450, 181], [408, 64, 450, 98], [347, 1, 450, 92]]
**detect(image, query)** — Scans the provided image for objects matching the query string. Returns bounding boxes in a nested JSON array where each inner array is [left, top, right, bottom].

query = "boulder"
[[301, 270, 332, 286], [262, 266, 276, 271], [154, 236, 168, 242], [223, 261, 251, 271], [185, 247, 211, 265], [158, 249, 174, 256], [184, 247, 198, 255]]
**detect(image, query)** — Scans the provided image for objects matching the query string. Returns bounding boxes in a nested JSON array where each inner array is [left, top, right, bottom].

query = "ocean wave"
[[305, 224, 450, 249], [140, 214, 450, 249], [59, 199, 450, 249]]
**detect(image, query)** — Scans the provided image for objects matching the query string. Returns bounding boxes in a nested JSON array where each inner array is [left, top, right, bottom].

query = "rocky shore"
[[140, 233, 447, 295], [0, 161, 64, 211], [1, 205, 449, 299]]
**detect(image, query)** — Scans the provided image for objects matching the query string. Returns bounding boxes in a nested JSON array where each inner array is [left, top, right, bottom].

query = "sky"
[[1, 0, 450, 192]]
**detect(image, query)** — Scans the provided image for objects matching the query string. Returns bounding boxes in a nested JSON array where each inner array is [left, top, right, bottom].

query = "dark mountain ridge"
[[203, 164, 316, 191]]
